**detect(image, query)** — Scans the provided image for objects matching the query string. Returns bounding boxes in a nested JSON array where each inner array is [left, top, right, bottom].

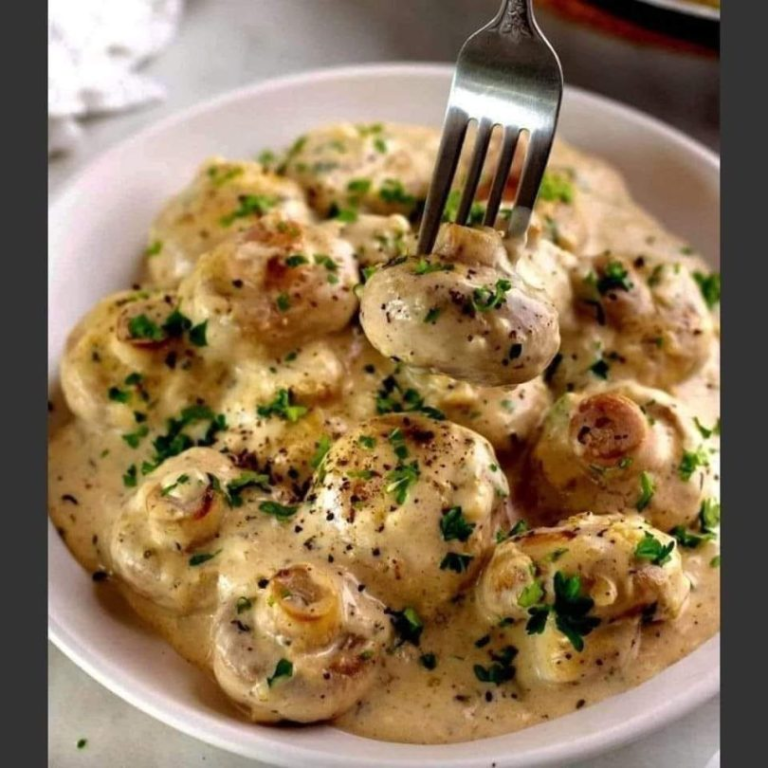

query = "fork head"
[[417, 0, 564, 255]]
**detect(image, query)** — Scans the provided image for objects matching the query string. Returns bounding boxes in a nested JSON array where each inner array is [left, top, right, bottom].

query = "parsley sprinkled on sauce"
[[440, 506, 476, 542], [330, 205, 359, 223], [145, 240, 163, 256], [390, 607, 423, 646], [276, 293, 291, 312], [188, 320, 208, 347], [597, 260, 633, 293], [189, 549, 222, 567], [694, 417, 721, 439], [379, 178, 416, 205], [700, 498, 721, 532], [412, 258, 455, 276], [347, 178, 372, 195], [285, 254, 309, 267], [76, 738, 88, 750], [123, 465, 138, 487], [679, 447, 709, 481], [161, 308, 192, 338], [122, 425, 149, 449], [108, 386, 130, 403], [161, 473, 190, 496], [128, 314, 164, 342], [525, 572, 600, 652], [618, 457, 633, 469], [219, 194, 278, 226], [257, 389, 308, 422], [518, 580, 544, 608], [358, 435, 376, 450], [474, 646, 517, 685], [670, 526, 715, 549], [636, 471, 655, 511], [258, 500, 299, 519], [226, 471, 270, 507], [509, 519, 530, 537], [590, 357, 610, 380], [373, 137, 388, 154], [693, 271, 721, 308], [635, 532, 674, 565], [267, 658, 293, 687], [441, 189, 488, 225], [310, 435, 332, 470], [386, 460, 420, 505], [710, 555, 721, 568], [471, 279, 512, 312], [257, 149, 277, 167], [419, 652, 437, 670], [439, 552, 474, 573], [538, 172, 574, 204], [375, 375, 445, 420], [424, 307, 441, 324]]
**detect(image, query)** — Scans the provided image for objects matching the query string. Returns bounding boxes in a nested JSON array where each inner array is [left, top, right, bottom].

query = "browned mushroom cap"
[[569, 392, 649, 465]]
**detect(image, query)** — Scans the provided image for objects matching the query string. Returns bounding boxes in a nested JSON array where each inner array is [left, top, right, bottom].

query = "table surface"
[[48, 1, 720, 765]]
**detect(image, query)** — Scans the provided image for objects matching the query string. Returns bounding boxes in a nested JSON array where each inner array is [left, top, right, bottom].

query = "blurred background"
[[48, 1, 720, 766], [48, 0, 719, 197]]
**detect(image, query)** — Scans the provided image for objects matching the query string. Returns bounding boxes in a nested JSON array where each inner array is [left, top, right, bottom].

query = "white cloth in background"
[[48, 0, 184, 155]]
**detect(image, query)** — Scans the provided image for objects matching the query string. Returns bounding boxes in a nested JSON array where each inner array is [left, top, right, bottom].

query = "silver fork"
[[417, 0, 564, 254]]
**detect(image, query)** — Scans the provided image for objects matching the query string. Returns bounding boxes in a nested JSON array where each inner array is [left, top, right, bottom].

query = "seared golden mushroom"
[[177, 214, 359, 354], [110, 448, 239, 613], [60, 289, 219, 429], [526, 383, 716, 531], [359, 224, 560, 387], [145, 157, 313, 287], [213, 562, 391, 723], [477, 512, 690, 684], [549, 252, 716, 392], [298, 414, 510, 616], [280, 123, 440, 217]]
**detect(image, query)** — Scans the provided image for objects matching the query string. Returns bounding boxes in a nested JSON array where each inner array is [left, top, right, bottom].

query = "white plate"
[[48, 63, 720, 767]]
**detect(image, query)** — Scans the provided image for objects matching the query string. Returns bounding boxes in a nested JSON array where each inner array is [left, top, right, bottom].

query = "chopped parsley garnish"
[[161, 308, 192, 338], [123, 464, 138, 487], [636, 471, 655, 511], [700, 498, 721, 533], [330, 204, 359, 223], [693, 271, 721, 309], [358, 435, 377, 450], [108, 386, 130, 403], [439, 552, 474, 573], [128, 314, 164, 342], [226, 471, 270, 507], [145, 240, 163, 256], [509, 519, 530, 537], [634, 532, 675, 565], [285, 254, 309, 267], [710, 555, 721, 568], [517, 580, 544, 608], [390, 606, 423, 646], [386, 460, 420, 505], [440, 507, 476, 542], [441, 189, 487, 225], [257, 389, 308, 422], [471, 279, 512, 313], [267, 658, 293, 687], [188, 320, 208, 347], [679, 447, 709, 481], [161, 473, 190, 496], [670, 526, 715, 549], [76, 738, 88, 750], [424, 307, 441, 324], [219, 194, 278, 226], [597, 260, 633, 293], [538, 172, 574, 204], [419, 652, 437, 670], [122, 424, 149, 449], [618, 457, 634, 469], [257, 149, 277, 167], [347, 178, 372, 195], [590, 357, 610, 380], [694, 417, 721, 439], [375, 375, 445, 420], [276, 293, 291, 312], [379, 178, 416, 206], [310, 435, 332, 469], [413, 258, 455, 276], [189, 549, 221, 567], [473, 646, 517, 686], [259, 500, 299, 519]]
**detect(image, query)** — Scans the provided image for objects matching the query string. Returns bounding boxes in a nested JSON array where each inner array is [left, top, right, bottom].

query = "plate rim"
[[48, 61, 720, 767]]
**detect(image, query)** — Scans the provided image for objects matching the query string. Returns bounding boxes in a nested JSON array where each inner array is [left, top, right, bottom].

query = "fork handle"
[[491, 0, 535, 37]]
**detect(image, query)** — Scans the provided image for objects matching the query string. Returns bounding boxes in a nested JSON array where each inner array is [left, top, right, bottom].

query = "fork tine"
[[506, 128, 556, 240], [456, 118, 494, 226], [483, 125, 521, 228], [417, 108, 468, 255]]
